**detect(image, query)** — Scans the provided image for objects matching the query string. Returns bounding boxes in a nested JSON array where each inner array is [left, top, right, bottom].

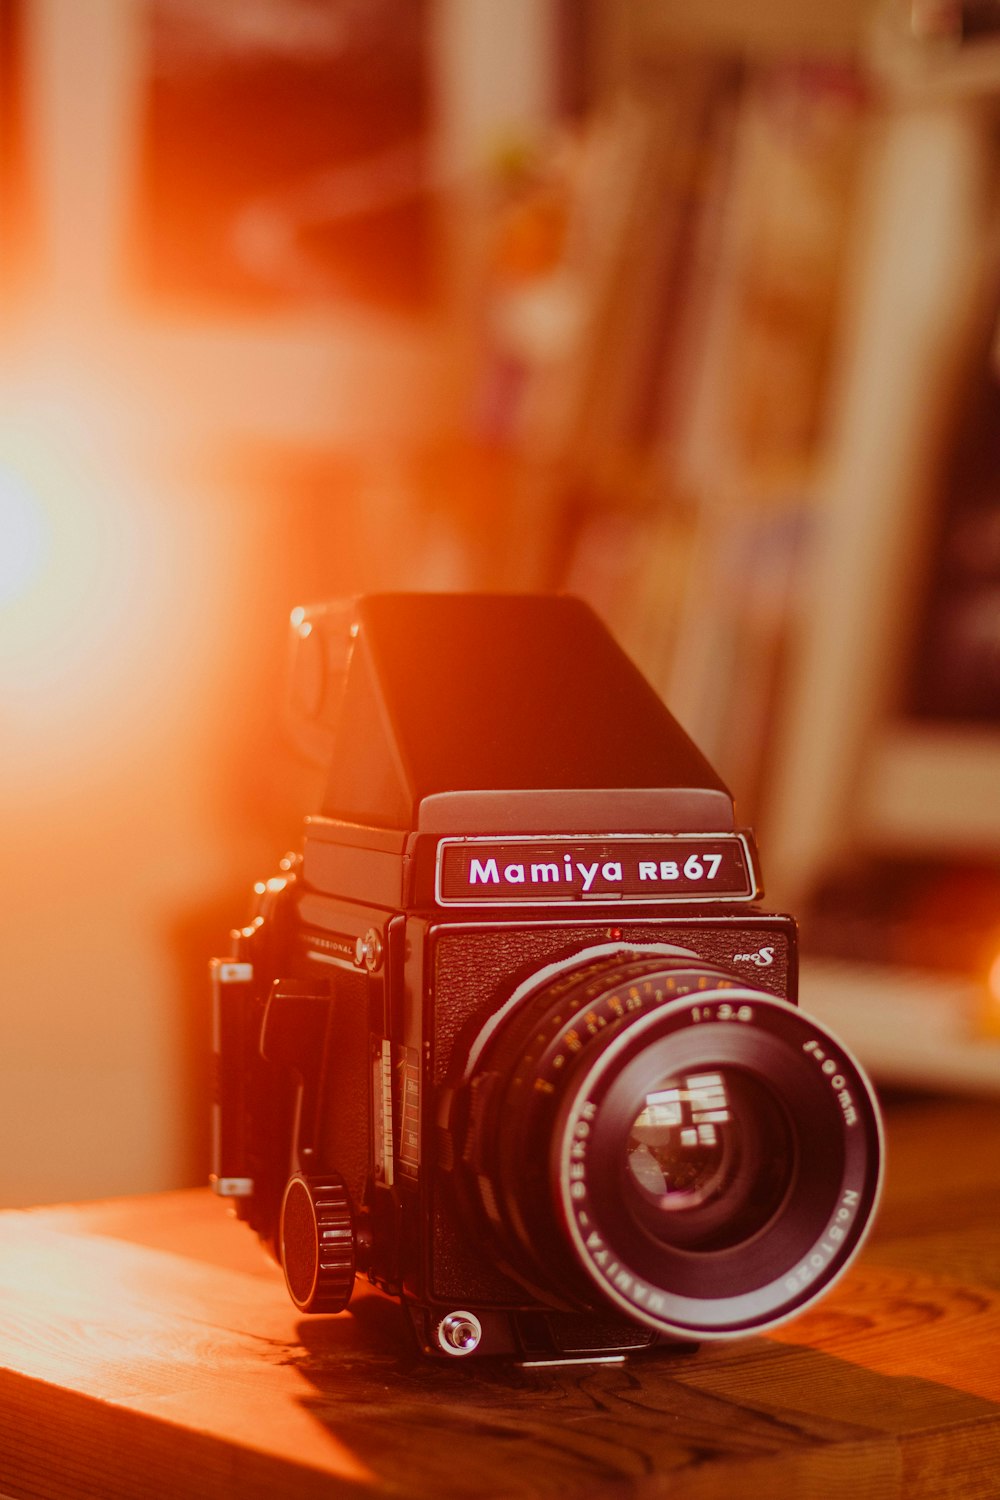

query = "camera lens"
[[456, 950, 881, 1340], [623, 1067, 795, 1253]]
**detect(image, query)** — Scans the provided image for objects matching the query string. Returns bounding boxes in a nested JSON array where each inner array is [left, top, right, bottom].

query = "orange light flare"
[[985, 948, 1000, 1038], [0, 396, 149, 743], [0, 366, 245, 797], [0, 359, 272, 1205]]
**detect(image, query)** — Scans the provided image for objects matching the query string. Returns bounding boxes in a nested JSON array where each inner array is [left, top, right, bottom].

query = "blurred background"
[[1, 0, 999, 1208]]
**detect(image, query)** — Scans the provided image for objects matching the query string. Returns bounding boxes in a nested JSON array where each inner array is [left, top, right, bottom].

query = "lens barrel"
[[457, 951, 881, 1340]]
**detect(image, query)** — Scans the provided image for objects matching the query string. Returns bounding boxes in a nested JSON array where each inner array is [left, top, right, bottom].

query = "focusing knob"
[[280, 1172, 356, 1314]]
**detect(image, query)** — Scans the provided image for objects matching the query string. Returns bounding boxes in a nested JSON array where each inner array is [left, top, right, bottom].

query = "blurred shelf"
[[800, 956, 1000, 1095], [629, 0, 881, 58], [860, 727, 1000, 853]]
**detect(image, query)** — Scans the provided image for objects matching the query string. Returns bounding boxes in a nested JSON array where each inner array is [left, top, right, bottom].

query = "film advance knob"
[[280, 1172, 356, 1314]]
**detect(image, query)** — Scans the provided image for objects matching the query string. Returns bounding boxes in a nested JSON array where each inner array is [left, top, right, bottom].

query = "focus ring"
[[280, 1172, 356, 1314]]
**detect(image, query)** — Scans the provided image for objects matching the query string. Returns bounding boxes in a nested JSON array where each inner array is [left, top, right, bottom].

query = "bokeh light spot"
[[0, 469, 50, 609]]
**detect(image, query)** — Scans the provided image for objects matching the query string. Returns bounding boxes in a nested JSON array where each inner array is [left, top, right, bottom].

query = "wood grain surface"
[[1, 1096, 998, 1499]]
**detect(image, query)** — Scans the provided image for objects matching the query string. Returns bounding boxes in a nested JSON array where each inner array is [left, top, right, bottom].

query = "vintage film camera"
[[211, 593, 882, 1362]]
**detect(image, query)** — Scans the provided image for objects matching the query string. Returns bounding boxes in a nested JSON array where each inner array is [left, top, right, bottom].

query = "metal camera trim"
[[435, 1310, 484, 1357]]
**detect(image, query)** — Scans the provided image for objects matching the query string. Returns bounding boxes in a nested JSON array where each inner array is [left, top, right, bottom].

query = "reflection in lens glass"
[[624, 1069, 796, 1253], [628, 1072, 731, 1207]]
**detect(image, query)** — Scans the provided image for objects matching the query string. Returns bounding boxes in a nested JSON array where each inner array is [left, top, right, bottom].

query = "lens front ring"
[[553, 986, 882, 1339]]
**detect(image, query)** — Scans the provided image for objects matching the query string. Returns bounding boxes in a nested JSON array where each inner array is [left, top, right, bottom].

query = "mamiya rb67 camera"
[[211, 593, 881, 1361]]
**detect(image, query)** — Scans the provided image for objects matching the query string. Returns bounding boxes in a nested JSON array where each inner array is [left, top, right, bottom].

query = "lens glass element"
[[624, 1067, 796, 1252]]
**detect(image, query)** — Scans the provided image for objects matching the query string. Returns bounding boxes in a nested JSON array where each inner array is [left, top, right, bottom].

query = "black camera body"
[[212, 594, 881, 1361]]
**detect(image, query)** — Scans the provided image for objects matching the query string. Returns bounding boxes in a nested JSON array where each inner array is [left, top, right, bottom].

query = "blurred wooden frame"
[[764, 68, 1000, 904]]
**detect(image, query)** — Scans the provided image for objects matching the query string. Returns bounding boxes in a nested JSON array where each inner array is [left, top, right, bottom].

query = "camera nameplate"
[[435, 833, 759, 907]]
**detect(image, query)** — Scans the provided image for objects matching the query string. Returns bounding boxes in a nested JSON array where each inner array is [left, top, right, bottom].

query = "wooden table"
[[1, 1095, 999, 1499]]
